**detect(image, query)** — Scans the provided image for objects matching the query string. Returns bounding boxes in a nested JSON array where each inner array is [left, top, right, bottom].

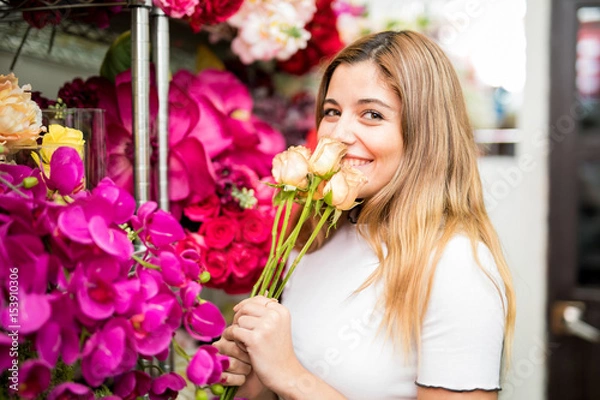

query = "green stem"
[[172, 338, 191, 362], [0, 174, 29, 199], [132, 255, 161, 271], [274, 206, 334, 299], [267, 179, 323, 297], [257, 193, 295, 296], [252, 194, 287, 297]]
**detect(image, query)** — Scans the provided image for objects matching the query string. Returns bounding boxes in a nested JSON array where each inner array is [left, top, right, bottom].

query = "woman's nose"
[[330, 118, 356, 145]]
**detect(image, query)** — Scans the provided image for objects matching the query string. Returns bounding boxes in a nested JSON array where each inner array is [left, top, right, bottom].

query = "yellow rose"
[[324, 165, 368, 210], [39, 124, 85, 163], [271, 145, 311, 190], [0, 73, 45, 146], [308, 137, 347, 178]]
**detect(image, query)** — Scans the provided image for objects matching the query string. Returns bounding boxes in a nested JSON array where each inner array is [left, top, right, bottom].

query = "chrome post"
[[130, 0, 152, 206], [152, 6, 170, 212]]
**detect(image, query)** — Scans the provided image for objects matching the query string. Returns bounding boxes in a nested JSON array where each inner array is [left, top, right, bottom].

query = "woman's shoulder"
[[434, 233, 503, 288]]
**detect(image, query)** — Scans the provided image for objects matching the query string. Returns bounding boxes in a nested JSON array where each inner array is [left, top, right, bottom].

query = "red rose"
[[187, 0, 244, 33], [239, 210, 271, 244], [184, 195, 221, 222], [199, 216, 237, 249], [227, 243, 260, 279], [202, 249, 229, 287]]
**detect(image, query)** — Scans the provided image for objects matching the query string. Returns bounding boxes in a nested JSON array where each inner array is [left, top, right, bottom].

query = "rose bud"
[[308, 137, 347, 178], [271, 145, 311, 190], [323, 165, 368, 210]]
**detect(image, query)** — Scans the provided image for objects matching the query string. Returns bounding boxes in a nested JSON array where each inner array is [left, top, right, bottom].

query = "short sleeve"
[[416, 235, 507, 392]]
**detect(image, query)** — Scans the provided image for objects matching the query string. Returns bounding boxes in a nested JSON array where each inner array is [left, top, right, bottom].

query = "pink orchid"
[[171, 69, 286, 178]]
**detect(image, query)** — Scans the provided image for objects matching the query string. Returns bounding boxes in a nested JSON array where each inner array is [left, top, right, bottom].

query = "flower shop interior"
[[1, 0, 600, 399]]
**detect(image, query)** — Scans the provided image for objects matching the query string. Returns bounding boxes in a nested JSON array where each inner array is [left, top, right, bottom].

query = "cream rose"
[[308, 137, 347, 178], [323, 165, 368, 210], [0, 73, 45, 146], [271, 145, 311, 190]]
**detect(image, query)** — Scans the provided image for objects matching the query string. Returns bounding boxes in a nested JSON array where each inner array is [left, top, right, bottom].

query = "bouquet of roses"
[[220, 137, 367, 400]]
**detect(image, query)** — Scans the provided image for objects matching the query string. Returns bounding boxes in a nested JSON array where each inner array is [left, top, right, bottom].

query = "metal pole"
[[152, 6, 170, 212], [151, 5, 174, 374], [130, 0, 152, 206]]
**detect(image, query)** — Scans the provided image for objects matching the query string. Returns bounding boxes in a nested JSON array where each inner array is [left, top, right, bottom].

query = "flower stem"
[[132, 255, 160, 271], [252, 194, 287, 297], [267, 178, 323, 297], [257, 193, 295, 296], [0, 174, 29, 199], [172, 338, 191, 362], [274, 206, 334, 299]]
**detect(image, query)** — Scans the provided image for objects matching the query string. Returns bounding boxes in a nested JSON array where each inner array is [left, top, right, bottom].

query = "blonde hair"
[[305, 30, 516, 365]]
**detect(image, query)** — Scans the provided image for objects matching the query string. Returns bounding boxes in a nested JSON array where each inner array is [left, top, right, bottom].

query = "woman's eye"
[[364, 110, 383, 120], [323, 108, 340, 117]]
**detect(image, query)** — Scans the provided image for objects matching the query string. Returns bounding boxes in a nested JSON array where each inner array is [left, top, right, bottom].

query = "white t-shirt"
[[281, 222, 506, 399]]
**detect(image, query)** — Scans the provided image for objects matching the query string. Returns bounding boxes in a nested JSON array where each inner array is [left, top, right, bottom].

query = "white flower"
[[227, 0, 317, 64]]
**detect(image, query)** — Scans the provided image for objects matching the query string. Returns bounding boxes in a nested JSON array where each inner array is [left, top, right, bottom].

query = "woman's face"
[[318, 61, 404, 199]]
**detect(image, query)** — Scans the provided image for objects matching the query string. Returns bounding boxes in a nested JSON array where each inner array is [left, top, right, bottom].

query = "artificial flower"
[[149, 373, 186, 400], [277, 0, 345, 75], [48, 383, 94, 400], [113, 370, 153, 400], [17, 360, 52, 399], [187, 345, 229, 386], [39, 124, 85, 161], [153, 0, 198, 19], [186, 0, 244, 32], [0, 73, 45, 146], [228, 0, 317, 64]]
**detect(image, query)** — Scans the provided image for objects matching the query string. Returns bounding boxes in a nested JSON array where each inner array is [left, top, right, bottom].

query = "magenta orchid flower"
[[131, 201, 185, 248], [80, 318, 137, 387], [183, 300, 226, 342], [18, 359, 52, 399], [46, 146, 84, 196], [187, 345, 230, 386], [113, 370, 152, 400], [48, 383, 94, 400], [37, 294, 80, 367], [149, 373, 186, 400]]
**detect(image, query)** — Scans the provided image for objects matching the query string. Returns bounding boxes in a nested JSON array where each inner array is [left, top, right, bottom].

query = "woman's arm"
[[417, 387, 497, 400]]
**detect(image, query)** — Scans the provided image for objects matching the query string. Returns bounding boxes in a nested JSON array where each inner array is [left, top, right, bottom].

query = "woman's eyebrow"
[[357, 98, 393, 110]]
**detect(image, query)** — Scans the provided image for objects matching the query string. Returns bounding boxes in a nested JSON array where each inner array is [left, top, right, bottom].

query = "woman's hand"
[[213, 325, 271, 399], [230, 296, 303, 392]]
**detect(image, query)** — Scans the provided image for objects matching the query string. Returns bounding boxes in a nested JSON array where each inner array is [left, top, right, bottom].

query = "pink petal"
[[88, 216, 134, 260]]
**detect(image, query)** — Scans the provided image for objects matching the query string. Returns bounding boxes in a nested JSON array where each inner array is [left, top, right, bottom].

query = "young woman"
[[214, 30, 516, 400]]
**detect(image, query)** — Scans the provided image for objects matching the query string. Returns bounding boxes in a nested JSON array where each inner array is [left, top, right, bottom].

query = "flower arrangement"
[[181, 161, 277, 295], [0, 75, 229, 400], [220, 136, 367, 400]]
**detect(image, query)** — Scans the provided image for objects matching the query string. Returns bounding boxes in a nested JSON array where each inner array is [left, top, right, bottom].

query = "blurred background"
[[1, 0, 598, 399]]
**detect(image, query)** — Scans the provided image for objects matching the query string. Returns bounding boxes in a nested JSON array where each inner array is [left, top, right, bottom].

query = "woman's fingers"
[[233, 298, 282, 325], [233, 295, 278, 313], [220, 371, 247, 387], [228, 356, 252, 376], [213, 333, 251, 364]]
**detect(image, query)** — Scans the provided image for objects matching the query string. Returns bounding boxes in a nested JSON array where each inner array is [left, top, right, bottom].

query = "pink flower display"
[[0, 153, 227, 397]]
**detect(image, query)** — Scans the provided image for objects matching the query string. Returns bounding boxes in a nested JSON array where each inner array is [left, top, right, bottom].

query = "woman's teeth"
[[342, 158, 371, 167]]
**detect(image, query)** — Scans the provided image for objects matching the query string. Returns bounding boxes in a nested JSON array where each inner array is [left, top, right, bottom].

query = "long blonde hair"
[[306, 30, 516, 364]]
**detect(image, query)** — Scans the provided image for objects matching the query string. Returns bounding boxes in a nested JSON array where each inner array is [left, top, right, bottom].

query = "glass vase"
[[42, 108, 106, 189]]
